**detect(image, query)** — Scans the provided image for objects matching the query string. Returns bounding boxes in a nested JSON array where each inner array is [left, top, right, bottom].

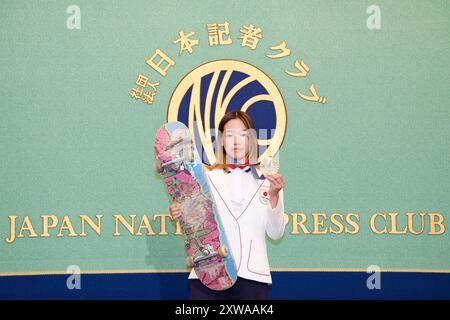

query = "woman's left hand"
[[264, 172, 285, 207]]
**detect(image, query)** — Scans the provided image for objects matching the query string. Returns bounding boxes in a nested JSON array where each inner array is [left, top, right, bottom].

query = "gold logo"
[[167, 59, 287, 165]]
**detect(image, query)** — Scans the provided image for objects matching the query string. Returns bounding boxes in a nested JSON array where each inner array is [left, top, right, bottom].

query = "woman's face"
[[222, 118, 250, 163]]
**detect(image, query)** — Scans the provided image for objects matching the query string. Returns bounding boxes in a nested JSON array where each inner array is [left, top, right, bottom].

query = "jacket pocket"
[[247, 239, 270, 276]]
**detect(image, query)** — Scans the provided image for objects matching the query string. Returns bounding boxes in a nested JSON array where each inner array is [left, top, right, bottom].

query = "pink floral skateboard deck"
[[154, 121, 237, 291]]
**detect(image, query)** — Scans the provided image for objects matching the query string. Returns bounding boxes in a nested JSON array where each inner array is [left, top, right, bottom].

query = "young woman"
[[169, 111, 285, 300]]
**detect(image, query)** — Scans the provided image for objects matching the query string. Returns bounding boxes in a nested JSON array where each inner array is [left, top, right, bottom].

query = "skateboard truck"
[[156, 154, 190, 172], [157, 147, 194, 172], [186, 244, 228, 267]]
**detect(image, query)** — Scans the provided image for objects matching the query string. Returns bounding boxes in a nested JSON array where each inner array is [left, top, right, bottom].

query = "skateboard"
[[154, 121, 237, 291]]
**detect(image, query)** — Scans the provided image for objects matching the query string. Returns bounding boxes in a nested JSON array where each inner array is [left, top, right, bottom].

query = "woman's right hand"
[[169, 201, 183, 221]]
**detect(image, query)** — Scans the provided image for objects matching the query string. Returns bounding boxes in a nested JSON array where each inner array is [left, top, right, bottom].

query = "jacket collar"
[[207, 167, 265, 220]]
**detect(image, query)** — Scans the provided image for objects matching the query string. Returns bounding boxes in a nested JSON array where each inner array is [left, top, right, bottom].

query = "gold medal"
[[260, 156, 279, 175]]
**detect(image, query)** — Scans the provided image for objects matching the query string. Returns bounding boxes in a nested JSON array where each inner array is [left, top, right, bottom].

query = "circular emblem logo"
[[167, 59, 287, 165]]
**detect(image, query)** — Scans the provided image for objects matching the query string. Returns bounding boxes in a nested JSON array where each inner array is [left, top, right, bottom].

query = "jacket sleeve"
[[265, 188, 286, 240]]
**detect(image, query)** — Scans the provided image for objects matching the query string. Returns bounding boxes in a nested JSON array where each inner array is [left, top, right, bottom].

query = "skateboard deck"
[[154, 121, 237, 291]]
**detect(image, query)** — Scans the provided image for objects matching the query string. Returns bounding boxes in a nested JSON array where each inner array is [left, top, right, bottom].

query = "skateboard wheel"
[[155, 161, 163, 173], [186, 256, 195, 267], [218, 245, 228, 257]]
